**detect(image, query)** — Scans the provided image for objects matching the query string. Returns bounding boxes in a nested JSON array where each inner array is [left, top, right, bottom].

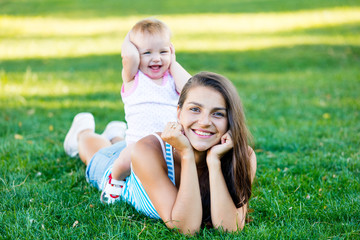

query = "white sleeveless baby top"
[[121, 70, 179, 144]]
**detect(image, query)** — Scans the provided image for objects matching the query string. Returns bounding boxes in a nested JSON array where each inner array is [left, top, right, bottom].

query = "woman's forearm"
[[208, 159, 246, 231], [168, 152, 202, 234]]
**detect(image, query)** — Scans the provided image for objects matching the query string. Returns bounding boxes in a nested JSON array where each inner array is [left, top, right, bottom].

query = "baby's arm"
[[121, 31, 140, 84], [169, 44, 191, 93]]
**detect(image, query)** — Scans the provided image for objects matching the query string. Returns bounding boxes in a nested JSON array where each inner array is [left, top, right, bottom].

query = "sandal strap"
[[105, 184, 122, 195], [110, 179, 125, 186]]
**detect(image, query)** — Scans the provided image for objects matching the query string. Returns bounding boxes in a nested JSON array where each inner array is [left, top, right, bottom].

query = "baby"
[[100, 18, 191, 204]]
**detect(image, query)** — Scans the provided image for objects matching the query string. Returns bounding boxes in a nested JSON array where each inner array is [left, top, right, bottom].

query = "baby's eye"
[[161, 50, 169, 54], [143, 51, 151, 55]]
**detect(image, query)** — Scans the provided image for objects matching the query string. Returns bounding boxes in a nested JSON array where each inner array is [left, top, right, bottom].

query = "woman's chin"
[[192, 144, 211, 153]]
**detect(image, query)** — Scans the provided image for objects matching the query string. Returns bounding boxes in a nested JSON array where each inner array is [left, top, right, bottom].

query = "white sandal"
[[100, 174, 125, 204]]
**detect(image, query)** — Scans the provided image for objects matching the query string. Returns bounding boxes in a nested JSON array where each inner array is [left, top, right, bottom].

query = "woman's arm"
[[169, 44, 191, 93], [132, 124, 202, 234], [207, 134, 257, 231], [121, 31, 140, 85]]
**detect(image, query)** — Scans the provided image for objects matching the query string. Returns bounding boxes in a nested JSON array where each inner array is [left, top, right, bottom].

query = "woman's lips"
[[192, 129, 214, 138]]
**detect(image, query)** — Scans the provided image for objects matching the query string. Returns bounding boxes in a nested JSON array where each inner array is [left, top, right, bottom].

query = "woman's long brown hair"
[[178, 72, 253, 227]]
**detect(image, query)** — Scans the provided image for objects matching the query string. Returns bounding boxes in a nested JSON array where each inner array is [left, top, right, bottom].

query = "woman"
[[64, 72, 257, 234]]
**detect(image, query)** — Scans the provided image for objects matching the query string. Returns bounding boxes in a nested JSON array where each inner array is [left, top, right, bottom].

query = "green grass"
[[1, 0, 359, 17], [1, 0, 359, 239]]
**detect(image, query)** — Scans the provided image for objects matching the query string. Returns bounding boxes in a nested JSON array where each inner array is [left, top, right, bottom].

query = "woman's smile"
[[192, 129, 214, 138], [178, 86, 228, 152]]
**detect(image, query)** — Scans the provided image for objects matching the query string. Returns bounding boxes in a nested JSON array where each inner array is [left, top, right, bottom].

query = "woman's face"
[[177, 86, 228, 152]]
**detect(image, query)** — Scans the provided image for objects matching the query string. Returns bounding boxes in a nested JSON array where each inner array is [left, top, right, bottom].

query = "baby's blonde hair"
[[131, 18, 171, 38]]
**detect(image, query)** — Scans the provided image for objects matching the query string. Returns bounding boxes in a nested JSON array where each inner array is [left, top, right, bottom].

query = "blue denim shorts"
[[85, 141, 126, 190]]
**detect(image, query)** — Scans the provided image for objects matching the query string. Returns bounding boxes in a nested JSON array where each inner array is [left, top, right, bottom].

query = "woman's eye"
[[213, 112, 225, 118], [190, 107, 200, 112]]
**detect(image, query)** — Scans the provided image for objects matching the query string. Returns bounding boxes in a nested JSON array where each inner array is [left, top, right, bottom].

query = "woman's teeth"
[[194, 130, 212, 136]]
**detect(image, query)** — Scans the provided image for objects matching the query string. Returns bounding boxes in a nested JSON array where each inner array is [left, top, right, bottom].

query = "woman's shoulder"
[[131, 133, 167, 171], [134, 133, 164, 151]]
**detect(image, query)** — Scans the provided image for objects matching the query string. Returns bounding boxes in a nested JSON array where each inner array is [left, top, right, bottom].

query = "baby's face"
[[132, 31, 171, 81]]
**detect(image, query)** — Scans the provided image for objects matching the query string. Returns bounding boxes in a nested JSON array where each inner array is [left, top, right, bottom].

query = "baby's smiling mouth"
[[150, 65, 161, 70]]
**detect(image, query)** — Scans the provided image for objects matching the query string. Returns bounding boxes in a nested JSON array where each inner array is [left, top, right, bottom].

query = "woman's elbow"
[[213, 218, 245, 233], [179, 225, 201, 236], [236, 220, 245, 231], [165, 221, 201, 235]]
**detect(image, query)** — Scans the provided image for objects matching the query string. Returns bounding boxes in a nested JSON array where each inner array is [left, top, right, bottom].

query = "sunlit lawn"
[[1, 7, 360, 59], [0, 0, 359, 239]]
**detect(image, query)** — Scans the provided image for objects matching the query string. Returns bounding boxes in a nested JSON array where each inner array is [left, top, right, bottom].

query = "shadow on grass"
[[1, 45, 359, 74], [0, 0, 359, 18], [0, 91, 126, 140], [181, 22, 360, 39]]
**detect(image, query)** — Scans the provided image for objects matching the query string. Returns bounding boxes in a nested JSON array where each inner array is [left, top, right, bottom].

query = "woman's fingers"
[[208, 131, 234, 160], [221, 131, 233, 146], [161, 122, 180, 141], [161, 122, 191, 152]]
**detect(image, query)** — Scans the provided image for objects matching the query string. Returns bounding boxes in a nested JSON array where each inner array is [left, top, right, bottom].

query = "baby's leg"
[[111, 143, 135, 180]]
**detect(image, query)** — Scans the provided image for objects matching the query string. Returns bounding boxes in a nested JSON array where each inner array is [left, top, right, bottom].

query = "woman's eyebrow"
[[213, 107, 227, 111], [188, 102, 226, 111], [187, 101, 202, 106]]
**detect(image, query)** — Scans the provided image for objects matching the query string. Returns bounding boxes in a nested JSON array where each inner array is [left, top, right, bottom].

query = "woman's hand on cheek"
[[161, 122, 192, 155], [207, 131, 234, 166]]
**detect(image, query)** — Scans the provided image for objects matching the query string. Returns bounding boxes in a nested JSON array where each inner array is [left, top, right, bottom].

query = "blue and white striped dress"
[[101, 133, 176, 219]]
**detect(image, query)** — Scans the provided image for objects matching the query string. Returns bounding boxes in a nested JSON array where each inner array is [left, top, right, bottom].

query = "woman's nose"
[[198, 113, 211, 126]]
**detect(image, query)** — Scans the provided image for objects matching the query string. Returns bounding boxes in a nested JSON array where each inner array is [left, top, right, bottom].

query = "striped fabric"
[[102, 133, 175, 219]]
